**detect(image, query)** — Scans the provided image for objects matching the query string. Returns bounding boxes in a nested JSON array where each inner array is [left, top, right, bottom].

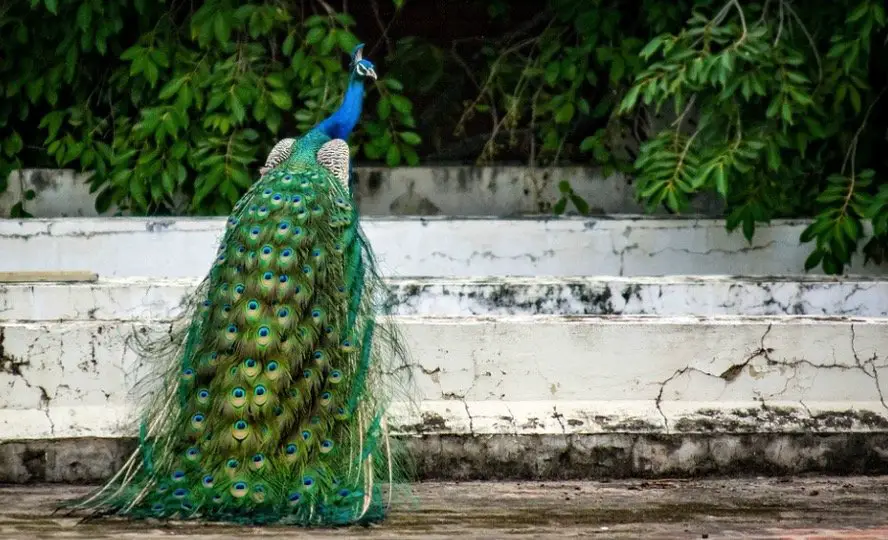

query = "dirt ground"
[[2, 477, 888, 539]]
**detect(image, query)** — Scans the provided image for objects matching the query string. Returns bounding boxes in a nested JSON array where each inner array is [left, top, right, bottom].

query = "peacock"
[[67, 43, 412, 526]]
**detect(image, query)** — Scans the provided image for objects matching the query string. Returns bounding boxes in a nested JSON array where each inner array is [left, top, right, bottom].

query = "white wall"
[[2, 316, 887, 441], [1, 217, 885, 277]]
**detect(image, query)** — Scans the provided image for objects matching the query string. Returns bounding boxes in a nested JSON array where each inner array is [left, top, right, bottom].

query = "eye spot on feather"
[[266, 361, 280, 374], [185, 447, 200, 460], [262, 188, 273, 197], [226, 458, 238, 470], [230, 481, 249, 498], [329, 370, 342, 383], [156, 483, 169, 494], [173, 488, 188, 499], [250, 453, 266, 471], [232, 420, 250, 441], [303, 476, 315, 488], [303, 369, 313, 379], [201, 475, 214, 488], [272, 194, 283, 202], [222, 303, 232, 314], [251, 484, 267, 503], [287, 492, 301, 505], [197, 388, 210, 404], [261, 245, 273, 255], [301, 430, 312, 441], [338, 489, 351, 497], [253, 387, 268, 406], [230, 387, 246, 407], [152, 502, 165, 513], [191, 413, 205, 430], [181, 368, 194, 381], [279, 275, 289, 283], [171, 469, 186, 482], [320, 439, 334, 453], [302, 265, 312, 276], [234, 284, 245, 295], [225, 324, 238, 341]]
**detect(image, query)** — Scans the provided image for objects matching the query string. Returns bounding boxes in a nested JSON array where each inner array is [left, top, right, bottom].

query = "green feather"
[[65, 130, 414, 526]]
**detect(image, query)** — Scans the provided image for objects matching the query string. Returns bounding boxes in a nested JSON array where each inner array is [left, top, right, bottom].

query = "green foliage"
[[450, 0, 887, 274], [616, 0, 888, 274], [0, 0, 417, 216]]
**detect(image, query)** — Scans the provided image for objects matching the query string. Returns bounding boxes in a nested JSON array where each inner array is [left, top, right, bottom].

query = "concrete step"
[[2, 276, 887, 319], [2, 217, 885, 278], [3, 313, 888, 480], [2, 316, 886, 440]]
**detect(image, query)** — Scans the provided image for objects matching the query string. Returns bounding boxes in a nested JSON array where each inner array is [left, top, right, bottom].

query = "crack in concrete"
[[655, 323, 888, 432]]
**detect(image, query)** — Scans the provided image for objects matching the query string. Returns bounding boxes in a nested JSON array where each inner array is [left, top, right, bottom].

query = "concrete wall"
[[3, 277, 887, 319], [2, 314, 888, 480], [0, 168, 724, 218], [1, 217, 885, 277]]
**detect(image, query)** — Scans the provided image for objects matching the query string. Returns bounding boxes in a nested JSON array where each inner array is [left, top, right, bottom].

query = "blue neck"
[[314, 74, 364, 141]]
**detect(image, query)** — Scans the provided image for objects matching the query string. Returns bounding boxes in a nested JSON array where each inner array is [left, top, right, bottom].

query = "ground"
[[1, 477, 888, 539]]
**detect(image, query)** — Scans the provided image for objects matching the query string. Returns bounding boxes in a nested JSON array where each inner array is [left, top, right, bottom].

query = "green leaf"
[[390, 95, 413, 115], [377, 98, 391, 120], [399, 131, 421, 145], [555, 103, 575, 124], [570, 194, 589, 215], [214, 14, 231, 44], [385, 144, 401, 167], [44, 0, 58, 14], [306, 27, 324, 45], [714, 164, 728, 198], [159, 78, 186, 100], [579, 136, 596, 152], [553, 198, 567, 215], [269, 91, 292, 110], [76, 4, 92, 31], [804, 248, 824, 271]]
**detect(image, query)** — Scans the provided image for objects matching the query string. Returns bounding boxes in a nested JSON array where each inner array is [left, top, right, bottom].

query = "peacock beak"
[[365, 67, 377, 81]]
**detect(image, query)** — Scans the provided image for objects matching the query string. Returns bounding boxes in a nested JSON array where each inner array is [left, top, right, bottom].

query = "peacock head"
[[350, 43, 377, 82]]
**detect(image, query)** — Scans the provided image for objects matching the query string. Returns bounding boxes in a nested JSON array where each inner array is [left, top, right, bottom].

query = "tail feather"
[[66, 135, 414, 526]]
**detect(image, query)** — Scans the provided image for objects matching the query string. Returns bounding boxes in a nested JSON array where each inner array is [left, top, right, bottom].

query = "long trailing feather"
[[65, 131, 416, 526]]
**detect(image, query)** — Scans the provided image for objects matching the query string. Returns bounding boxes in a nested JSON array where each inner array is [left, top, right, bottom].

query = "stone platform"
[[1, 478, 888, 539]]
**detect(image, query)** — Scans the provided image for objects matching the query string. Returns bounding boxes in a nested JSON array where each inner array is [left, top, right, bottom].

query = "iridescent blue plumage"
[[315, 44, 377, 141]]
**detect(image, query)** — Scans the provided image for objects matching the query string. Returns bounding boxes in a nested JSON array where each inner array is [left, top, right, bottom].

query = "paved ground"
[[1, 477, 888, 539]]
